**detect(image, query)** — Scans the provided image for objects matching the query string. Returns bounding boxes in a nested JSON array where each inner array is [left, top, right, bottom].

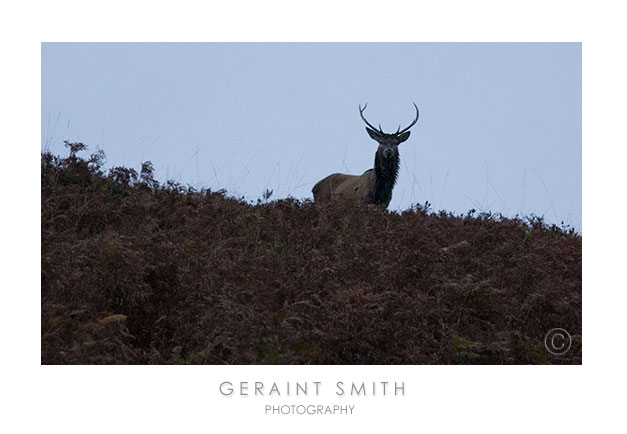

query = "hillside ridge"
[[41, 143, 582, 364]]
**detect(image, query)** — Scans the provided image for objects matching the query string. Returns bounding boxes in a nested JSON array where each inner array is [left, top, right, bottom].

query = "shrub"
[[41, 145, 581, 364]]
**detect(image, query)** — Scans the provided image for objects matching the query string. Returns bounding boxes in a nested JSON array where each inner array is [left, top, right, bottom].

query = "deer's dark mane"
[[373, 150, 399, 207]]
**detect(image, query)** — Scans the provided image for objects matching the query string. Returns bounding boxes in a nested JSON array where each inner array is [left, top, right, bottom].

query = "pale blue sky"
[[42, 43, 581, 229]]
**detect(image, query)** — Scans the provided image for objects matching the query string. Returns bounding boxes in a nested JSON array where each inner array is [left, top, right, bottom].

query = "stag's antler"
[[359, 103, 383, 133], [360, 102, 419, 135], [397, 102, 419, 135]]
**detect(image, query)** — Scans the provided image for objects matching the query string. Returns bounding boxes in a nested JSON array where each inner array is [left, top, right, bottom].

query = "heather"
[[41, 143, 582, 364]]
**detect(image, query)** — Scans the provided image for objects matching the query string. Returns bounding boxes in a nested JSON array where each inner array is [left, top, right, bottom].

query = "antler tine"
[[359, 103, 382, 133], [397, 102, 420, 134]]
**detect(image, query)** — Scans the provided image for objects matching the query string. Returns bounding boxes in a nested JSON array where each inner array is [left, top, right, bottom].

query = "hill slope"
[[41, 143, 582, 364]]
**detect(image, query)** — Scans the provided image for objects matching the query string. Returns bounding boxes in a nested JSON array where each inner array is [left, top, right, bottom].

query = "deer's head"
[[359, 102, 420, 160]]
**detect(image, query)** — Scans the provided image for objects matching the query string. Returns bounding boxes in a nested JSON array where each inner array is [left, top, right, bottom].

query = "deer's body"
[[312, 169, 376, 205], [312, 103, 418, 209]]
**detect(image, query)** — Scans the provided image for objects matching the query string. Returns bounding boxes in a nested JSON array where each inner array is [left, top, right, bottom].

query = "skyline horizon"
[[42, 42, 582, 230]]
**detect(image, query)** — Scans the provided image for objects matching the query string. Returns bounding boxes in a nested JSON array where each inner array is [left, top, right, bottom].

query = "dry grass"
[[41, 143, 581, 364]]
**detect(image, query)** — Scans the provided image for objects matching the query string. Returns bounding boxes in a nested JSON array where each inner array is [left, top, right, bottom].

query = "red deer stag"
[[312, 103, 419, 209]]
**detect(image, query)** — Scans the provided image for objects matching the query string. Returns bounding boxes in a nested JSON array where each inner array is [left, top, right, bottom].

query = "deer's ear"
[[366, 127, 382, 141], [397, 131, 411, 144]]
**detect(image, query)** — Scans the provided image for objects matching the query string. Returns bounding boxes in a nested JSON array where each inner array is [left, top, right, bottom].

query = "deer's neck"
[[373, 152, 399, 208]]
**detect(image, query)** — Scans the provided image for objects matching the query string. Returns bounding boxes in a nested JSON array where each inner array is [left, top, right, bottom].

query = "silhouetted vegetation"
[[41, 143, 581, 364]]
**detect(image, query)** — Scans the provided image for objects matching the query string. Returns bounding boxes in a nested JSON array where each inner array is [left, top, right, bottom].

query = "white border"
[[3, 0, 626, 432]]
